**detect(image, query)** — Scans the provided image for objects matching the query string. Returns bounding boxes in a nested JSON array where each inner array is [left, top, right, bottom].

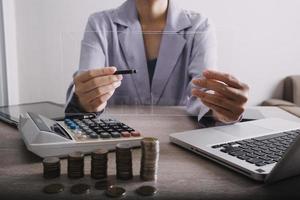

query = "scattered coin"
[[68, 152, 84, 179], [91, 148, 108, 179], [105, 185, 126, 198], [43, 183, 64, 194], [116, 143, 133, 180], [70, 183, 91, 195], [140, 137, 160, 181], [136, 185, 158, 196], [95, 179, 113, 190], [43, 157, 61, 179]]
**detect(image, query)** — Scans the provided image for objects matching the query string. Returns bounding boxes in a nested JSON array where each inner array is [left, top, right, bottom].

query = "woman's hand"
[[192, 70, 249, 124], [74, 67, 123, 113]]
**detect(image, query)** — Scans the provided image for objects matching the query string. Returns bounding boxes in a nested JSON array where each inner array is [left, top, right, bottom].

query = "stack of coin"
[[140, 137, 160, 181], [91, 148, 108, 179], [116, 143, 133, 180], [68, 152, 84, 178], [43, 157, 61, 179]]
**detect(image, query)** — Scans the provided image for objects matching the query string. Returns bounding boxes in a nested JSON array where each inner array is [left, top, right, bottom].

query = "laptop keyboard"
[[211, 129, 300, 167]]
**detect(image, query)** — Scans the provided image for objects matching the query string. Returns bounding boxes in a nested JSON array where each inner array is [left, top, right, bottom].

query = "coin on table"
[[43, 183, 64, 194], [136, 185, 158, 196], [95, 179, 113, 190], [43, 157, 60, 164], [70, 183, 91, 195], [116, 142, 132, 150], [105, 185, 126, 198]]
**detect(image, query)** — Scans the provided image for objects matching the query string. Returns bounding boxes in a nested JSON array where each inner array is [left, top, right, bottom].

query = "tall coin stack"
[[140, 137, 160, 181], [91, 149, 108, 179], [116, 143, 133, 180], [43, 157, 61, 179], [68, 152, 85, 179]]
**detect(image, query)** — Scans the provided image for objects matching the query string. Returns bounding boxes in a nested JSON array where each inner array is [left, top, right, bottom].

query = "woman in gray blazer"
[[66, 0, 249, 124]]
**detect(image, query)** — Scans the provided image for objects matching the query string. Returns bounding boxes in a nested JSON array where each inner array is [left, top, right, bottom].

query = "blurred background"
[[0, 0, 300, 107]]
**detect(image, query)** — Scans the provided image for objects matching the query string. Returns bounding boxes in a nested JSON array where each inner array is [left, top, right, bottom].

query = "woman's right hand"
[[74, 67, 123, 113]]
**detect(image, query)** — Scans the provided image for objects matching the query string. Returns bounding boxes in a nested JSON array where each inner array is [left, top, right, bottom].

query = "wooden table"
[[1, 106, 300, 200]]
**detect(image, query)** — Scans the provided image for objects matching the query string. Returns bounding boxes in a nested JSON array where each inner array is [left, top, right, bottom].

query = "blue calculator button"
[[69, 124, 78, 130]]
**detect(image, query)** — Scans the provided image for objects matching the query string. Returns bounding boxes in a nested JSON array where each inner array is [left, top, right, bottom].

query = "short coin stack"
[[140, 137, 160, 181], [68, 152, 84, 178], [91, 148, 108, 179], [116, 143, 133, 180], [43, 157, 61, 179]]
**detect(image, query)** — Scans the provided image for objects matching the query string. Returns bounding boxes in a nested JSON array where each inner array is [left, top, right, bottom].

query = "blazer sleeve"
[[186, 19, 218, 121], [65, 14, 107, 114]]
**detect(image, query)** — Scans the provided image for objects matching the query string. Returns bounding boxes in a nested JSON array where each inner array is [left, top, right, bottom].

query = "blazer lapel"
[[113, 0, 151, 104], [151, 32, 186, 104], [118, 27, 151, 104], [151, 0, 192, 104]]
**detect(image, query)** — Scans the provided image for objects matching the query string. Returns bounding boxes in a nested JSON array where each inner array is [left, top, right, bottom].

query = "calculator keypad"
[[64, 118, 141, 140]]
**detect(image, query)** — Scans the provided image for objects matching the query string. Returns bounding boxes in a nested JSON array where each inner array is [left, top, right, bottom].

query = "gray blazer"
[[66, 0, 217, 119]]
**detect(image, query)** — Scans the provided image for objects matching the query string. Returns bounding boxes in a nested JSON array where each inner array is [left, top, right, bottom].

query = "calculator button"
[[95, 130, 105, 134], [110, 132, 121, 138], [121, 132, 131, 137], [100, 132, 111, 139], [85, 129, 94, 135], [89, 123, 97, 128], [127, 128, 134, 132], [77, 134, 87, 140], [69, 124, 78, 130], [101, 119, 119, 124], [90, 133, 99, 139], [74, 130, 83, 135], [131, 131, 141, 137]]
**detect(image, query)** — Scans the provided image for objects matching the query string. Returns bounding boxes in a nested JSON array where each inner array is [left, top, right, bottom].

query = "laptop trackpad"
[[214, 124, 273, 138]]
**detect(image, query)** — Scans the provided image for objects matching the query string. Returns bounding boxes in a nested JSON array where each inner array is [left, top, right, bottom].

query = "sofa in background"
[[262, 75, 300, 117]]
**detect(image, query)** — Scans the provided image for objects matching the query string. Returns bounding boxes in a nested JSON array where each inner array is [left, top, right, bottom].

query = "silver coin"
[[136, 185, 157, 196], [105, 185, 126, 198], [43, 183, 64, 194], [43, 157, 60, 164]]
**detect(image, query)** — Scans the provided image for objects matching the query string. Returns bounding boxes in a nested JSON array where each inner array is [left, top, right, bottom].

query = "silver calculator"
[[19, 112, 142, 158]]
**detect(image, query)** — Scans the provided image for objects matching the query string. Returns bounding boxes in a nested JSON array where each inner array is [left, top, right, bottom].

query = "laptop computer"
[[169, 118, 300, 183]]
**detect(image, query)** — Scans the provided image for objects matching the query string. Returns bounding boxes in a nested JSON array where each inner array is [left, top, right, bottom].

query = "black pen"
[[114, 69, 137, 75]]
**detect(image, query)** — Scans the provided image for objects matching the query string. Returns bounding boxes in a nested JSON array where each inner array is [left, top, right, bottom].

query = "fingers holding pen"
[[80, 81, 122, 103], [73, 66, 138, 113]]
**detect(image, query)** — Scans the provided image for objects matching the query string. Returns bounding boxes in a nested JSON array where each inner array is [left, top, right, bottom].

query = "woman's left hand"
[[192, 70, 249, 124]]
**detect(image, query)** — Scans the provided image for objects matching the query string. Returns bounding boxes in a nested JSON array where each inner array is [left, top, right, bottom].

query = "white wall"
[[11, 0, 300, 105], [3, 0, 19, 105]]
